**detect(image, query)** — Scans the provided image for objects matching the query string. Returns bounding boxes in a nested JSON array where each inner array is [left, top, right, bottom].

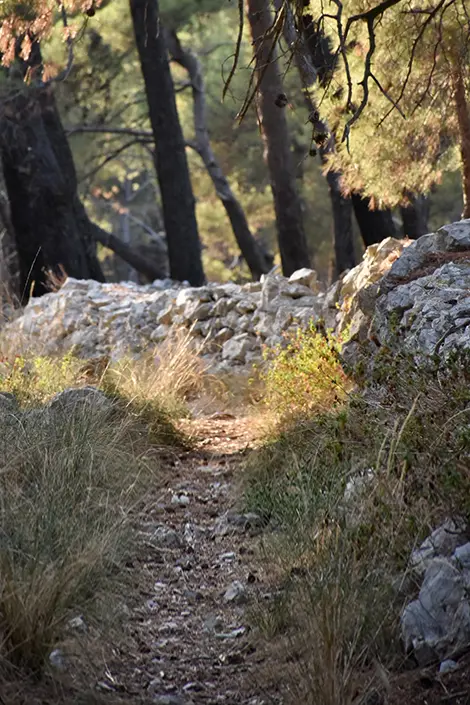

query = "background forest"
[[0, 0, 468, 299], [0, 0, 463, 297]]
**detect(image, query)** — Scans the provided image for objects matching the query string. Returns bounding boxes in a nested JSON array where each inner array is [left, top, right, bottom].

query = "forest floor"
[[3, 412, 470, 705], [1, 414, 282, 705]]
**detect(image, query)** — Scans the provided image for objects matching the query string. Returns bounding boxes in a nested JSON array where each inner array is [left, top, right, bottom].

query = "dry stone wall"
[[6, 221, 470, 371], [2, 267, 334, 369]]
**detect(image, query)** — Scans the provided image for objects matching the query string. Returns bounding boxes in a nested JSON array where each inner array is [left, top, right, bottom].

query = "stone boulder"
[[401, 520, 470, 666], [339, 220, 470, 368]]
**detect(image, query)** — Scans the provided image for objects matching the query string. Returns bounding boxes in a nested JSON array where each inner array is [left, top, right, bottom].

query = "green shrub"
[[262, 325, 351, 418], [0, 351, 83, 407]]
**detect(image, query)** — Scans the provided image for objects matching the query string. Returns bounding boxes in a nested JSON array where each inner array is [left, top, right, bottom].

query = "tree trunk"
[[351, 195, 397, 248], [0, 162, 20, 302], [165, 29, 272, 280], [246, 0, 310, 276], [452, 64, 470, 219], [0, 86, 105, 299], [0, 38, 104, 300], [129, 0, 204, 286], [275, 0, 355, 276], [327, 172, 355, 275], [400, 194, 429, 239]]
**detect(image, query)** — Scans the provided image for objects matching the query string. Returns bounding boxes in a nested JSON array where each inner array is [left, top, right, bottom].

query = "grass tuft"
[[0, 401, 154, 673]]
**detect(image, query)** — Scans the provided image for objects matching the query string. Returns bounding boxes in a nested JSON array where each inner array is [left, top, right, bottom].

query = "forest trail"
[[102, 413, 281, 705]]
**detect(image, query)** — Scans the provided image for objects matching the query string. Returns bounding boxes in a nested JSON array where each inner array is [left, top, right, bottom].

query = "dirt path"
[[101, 414, 281, 705]]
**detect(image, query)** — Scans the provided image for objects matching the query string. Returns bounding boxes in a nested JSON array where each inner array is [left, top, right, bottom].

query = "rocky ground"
[[108, 414, 281, 705], [2, 414, 281, 705], [3, 409, 470, 705]]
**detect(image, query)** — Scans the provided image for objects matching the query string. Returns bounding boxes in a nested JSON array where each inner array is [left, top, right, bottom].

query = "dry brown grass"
[[0, 401, 156, 674], [102, 328, 209, 418], [246, 349, 470, 704]]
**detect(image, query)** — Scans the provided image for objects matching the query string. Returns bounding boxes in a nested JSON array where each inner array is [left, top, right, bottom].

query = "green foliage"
[[263, 324, 350, 418], [307, 0, 469, 208], [246, 347, 470, 701], [0, 351, 83, 406]]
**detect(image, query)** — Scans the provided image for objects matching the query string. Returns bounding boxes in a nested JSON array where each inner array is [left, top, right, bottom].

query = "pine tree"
[[303, 1, 470, 216]]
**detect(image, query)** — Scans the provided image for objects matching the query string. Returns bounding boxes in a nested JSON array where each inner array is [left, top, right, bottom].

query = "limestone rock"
[[222, 334, 258, 363], [0, 392, 19, 415], [49, 386, 113, 414], [288, 267, 319, 292], [401, 557, 470, 665], [410, 519, 468, 576]]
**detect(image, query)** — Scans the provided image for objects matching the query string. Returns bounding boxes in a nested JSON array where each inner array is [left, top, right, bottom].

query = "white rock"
[[68, 615, 87, 632], [49, 648, 66, 671], [401, 557, 470, 665], [288, 268, 319, 292], [222, 334, 258, 363], [439, 659, 458, 674], [410, 519, 467, 575], [223, 580, 247, 605]]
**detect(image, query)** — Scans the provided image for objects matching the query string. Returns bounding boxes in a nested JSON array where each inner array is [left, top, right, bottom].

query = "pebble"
[[223, 580, 247, 605], [152, 696, 187, 705], [68, 614, 87, 632], [203, 614, 224, 633], [151, 526, 184, 549], [171, 494, 191, 507], [49, 648, 66, 671], [439, 659, 458, 674]]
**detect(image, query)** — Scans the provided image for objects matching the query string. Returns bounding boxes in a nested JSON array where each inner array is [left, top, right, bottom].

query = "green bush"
[[0, 351, 83, 407], [262, 325, 350, 419]]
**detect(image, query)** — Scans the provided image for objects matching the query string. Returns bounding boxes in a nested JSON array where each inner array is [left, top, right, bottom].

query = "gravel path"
[[103, 414, 282, 705]]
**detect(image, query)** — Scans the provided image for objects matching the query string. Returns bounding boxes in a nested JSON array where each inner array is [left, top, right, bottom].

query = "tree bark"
[[0, 39, 104, 300], [452, 64, 470, 219], [0, 162, 20, 302], [246, 0, 310, 276], [327, 172, 355, 275], [275, 0, 355, 276], [0, 87, 105, 299], [164, 29, 272, 280], [129, 0, 205, 286], [400, 194, 429, 239], [351, 195, 397, 248]]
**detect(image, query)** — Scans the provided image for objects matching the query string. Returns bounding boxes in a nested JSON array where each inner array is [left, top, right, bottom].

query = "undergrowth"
[[245, 327, 470, 705], [0, 330, 211, 676], [262, 324, 351, 417], [0, 402, 154, 673]]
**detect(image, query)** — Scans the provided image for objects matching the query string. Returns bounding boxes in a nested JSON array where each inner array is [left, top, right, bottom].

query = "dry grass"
[[0, 328, 217, 676], [245, 349, 470, 704], [0, 401, 156, 674], [102, 328, 209, 418]]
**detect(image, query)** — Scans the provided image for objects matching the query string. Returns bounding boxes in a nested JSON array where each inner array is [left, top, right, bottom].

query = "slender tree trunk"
[[246, 0, 310, 276], [452, 64, 470, 219], [327, 172, 355, 274], [275, 0, 355, 276], [400, 193, 429, 239], [351, 195, 397, 248], [0, 162, 20, 302], [129, 0, 204, 286], [165, 29, 272, 280]]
